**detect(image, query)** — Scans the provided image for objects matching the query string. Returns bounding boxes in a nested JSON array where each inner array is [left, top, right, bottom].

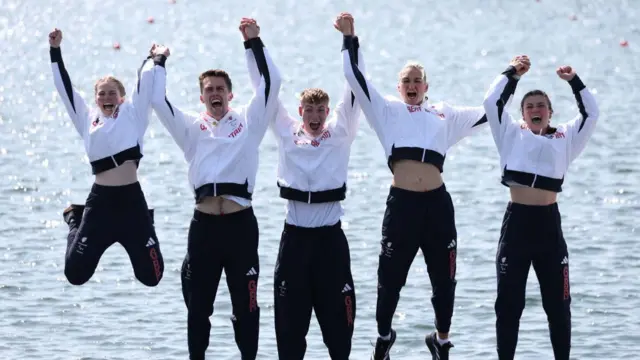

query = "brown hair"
[[94, 76, 126, 96], [521, 90, 557, 133], [199, 69, 233, 93], [299, 88, 330, 105], [520, 90, 554, 116]]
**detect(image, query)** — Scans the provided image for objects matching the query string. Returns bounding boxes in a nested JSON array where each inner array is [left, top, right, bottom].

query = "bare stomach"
[[510, 186, 558, 206], [391, 160, 443, 192], [94, 161, 139, 186], [196, 196, 248, 215]]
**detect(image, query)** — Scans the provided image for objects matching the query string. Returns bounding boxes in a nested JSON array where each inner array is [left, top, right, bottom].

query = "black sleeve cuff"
[[244, 37, 264, 50], [342, 35, 355, 51], [152, 54, 167, 67], [50, 46, 62, 63], [568, 75, 585, 92], [501, 65, 520, 80]]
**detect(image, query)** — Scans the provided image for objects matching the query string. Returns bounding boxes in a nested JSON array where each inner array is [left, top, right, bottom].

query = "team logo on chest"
[[293, 129, 331, 147], [91, 107, 119, 130], [228, 122, 244, 138], [198, 114, 243, 138], [225, 115, 244, 138], [406, 105, 445, 118]]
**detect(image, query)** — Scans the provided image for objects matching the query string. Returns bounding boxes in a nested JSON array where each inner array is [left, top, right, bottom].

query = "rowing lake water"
[[1, 0, 638, 358]]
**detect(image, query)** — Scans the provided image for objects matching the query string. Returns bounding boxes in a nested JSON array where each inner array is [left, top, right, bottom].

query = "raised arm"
[[48, 29, 89, 137], [129, 44, 167, 132], [341, 34, 388, 140], [244, 48, 262, 91], [243, 24, 283, 140], [150, 50, 195, 155], [240, 22, 295, 138], [558, 68, 600, 163], [482, 65, 522, 150], [240, 19, 262, 91], [332, 13, 363, 139]]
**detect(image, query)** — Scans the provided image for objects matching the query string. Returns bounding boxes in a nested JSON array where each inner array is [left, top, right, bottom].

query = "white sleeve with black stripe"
[[130, 54, 166, 136], [50, 47, 90, 137], [244, 37, 283, 144], [151, 64, 197, 155], [563, 75, 600, 163], [341, 35, 389, 147], [483, 66, 521, 152], [334, 36, 364, 140]]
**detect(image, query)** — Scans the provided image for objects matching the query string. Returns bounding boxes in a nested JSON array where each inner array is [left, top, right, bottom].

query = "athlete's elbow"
[[269, 74, 282, 95], [587, 112, 600, 127], [150, 90, 167, 106], [343, 69, 358, 88], [150, 98, 164, 111], [482, 99, 495, 115], [588, 102, 600, 121]]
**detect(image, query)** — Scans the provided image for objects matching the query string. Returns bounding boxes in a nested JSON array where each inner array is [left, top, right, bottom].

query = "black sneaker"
[[371, 329, 397, 360], [425, 332, 453, 360]]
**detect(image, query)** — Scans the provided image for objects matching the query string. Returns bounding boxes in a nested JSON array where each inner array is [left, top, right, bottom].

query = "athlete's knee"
[[188, 299, 214, 318], [136, 264, 163, 287], [377, 256, 407, 291], [433, 275, 457, 294], [232, 304, 260, 327], [495, 292, 526, 322], [138, 273, 162, 287], [376, 279, 402, 304], [135, 248, 164, 287], [64, 264, 92, 286], [543, 300, 571, 326]]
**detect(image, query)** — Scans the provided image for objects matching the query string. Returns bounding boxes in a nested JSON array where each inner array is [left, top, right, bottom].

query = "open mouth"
[[407, 91, 417, 101], [531, 116, 542, 124], [103, 103, 115, 112], [309, 121, 321, 131], [210, 98, 222, 110]]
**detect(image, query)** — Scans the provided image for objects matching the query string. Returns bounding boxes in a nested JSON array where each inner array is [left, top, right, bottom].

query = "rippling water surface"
[[1, 0, 639, 359]]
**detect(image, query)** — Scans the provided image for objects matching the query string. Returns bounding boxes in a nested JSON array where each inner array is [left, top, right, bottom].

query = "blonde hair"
[[94, 76, 126, 96], [398, 61, 427, 83], [299, 88, 330, 105]]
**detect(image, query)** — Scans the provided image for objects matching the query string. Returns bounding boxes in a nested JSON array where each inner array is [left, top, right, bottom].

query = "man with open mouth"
[[50, 28, 166, 293], [249, 12, 362, 360], [150, 18, 282, 360], [483, 54, 600, 360]]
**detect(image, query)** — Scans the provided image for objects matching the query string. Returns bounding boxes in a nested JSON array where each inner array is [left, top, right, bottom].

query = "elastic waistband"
[[195, 180, 252, 203], [284, 220, 342, 233], [90, 181, 143, 195], [507, 201, 559, 215], [389, 183, 448, 199], [193, 206, 254, 222], [278, 182, 346, 204]]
